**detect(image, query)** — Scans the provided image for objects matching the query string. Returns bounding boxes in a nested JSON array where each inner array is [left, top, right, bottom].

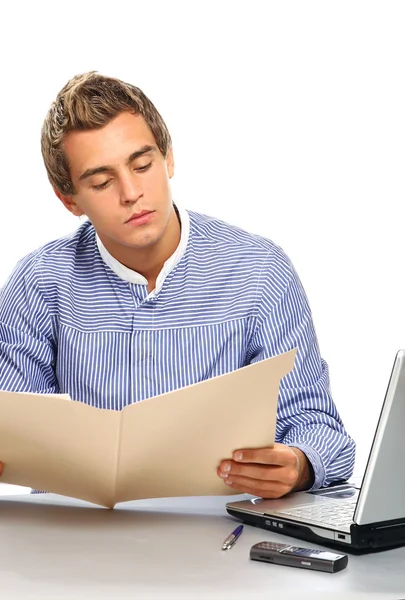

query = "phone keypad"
[[255, 542, 289, 552]]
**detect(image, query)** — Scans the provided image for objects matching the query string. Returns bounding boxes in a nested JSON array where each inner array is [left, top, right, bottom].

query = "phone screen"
[[279, 547, 343, 561]]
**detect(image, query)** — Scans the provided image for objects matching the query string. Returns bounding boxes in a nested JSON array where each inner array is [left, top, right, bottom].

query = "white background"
[[1, 0, 404, 494]]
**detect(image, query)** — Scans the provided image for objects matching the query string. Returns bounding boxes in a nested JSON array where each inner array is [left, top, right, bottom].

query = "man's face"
[[57, 111, 175, 253]]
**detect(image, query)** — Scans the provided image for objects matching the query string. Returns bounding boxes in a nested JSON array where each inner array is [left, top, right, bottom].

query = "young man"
[[0, 72, 355, 498]]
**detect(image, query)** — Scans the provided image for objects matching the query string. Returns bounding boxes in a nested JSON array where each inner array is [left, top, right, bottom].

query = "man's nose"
[[119, 172, 143, 204]]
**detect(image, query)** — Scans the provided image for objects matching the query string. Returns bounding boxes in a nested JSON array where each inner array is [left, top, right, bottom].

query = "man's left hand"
[[217, 444, 313, 498]]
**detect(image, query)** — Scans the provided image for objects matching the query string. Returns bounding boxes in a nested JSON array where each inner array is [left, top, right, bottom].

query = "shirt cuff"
[[286, 442, 326, 491]]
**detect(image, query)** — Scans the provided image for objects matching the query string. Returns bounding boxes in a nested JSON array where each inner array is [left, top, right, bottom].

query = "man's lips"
[[125, 210, 154, 224]]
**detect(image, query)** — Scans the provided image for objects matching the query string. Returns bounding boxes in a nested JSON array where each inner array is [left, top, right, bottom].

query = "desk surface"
[[0, 493, 404, 599]]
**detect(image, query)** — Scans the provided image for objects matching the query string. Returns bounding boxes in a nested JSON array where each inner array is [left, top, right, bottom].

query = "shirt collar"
[[96, 204, 190, 295]]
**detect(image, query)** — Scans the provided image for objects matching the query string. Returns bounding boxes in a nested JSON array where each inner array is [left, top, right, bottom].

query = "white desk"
[[0, 493, 404, 599]]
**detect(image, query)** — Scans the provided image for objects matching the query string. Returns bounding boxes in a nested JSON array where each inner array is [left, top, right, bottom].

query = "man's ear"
[[166, 147, 174, 179], [54, 188, 84, 217]]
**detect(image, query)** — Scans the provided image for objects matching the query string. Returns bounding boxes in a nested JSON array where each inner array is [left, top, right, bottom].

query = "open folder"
[[0, 349, 296, 508]]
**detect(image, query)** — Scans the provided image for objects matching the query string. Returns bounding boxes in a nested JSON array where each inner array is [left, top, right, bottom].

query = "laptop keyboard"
[[279, 500, 356, 527]]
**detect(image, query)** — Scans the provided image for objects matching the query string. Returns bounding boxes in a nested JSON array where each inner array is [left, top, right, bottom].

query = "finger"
[[219, 462, 298, 486], [0, 462, 3, 476], [232, 444, 295, 467], [218, 456, 290, 478], [222, 474, 291, 499]]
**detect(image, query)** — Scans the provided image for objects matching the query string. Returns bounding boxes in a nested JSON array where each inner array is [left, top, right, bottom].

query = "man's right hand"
[[0, 462, 3, 476]]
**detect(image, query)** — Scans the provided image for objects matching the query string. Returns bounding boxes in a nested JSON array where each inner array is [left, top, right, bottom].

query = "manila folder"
[[0, 348, 296, 508]]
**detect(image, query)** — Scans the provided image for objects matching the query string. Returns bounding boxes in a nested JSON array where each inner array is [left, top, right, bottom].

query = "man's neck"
[[100, 207, 181, 291]]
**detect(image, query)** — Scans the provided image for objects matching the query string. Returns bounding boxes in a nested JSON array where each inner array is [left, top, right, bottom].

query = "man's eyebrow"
[[127, 145, 156, 164], [78, 145, 156, 181]]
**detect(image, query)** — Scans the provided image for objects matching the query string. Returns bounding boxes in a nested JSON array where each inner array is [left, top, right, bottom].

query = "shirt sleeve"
[[0, 253, 59, 394], [247, 248, 355, 490]]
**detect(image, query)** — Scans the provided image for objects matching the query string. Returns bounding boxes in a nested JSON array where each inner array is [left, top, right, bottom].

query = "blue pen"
[[222, 525, 244, 550]]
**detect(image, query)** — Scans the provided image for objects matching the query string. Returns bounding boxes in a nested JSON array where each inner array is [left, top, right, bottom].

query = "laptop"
[[226, 349, 405, 553]]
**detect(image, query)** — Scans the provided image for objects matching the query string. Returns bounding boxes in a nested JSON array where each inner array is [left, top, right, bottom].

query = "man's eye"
[[92, 180, 111, 190], [135, 162, 152, 172]]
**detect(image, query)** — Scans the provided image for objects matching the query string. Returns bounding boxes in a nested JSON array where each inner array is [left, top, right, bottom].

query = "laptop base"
[[226, 507, 405, 554]]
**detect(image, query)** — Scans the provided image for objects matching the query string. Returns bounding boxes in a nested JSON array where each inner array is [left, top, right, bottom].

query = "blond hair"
[[41, 71, 172, 194]]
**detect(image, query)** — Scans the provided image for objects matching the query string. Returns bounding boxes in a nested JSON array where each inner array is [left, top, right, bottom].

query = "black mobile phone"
[[250, 541, 348, 573]]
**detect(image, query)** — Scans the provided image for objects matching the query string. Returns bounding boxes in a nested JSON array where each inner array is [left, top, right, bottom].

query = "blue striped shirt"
[[0, 207, 355, 490]]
